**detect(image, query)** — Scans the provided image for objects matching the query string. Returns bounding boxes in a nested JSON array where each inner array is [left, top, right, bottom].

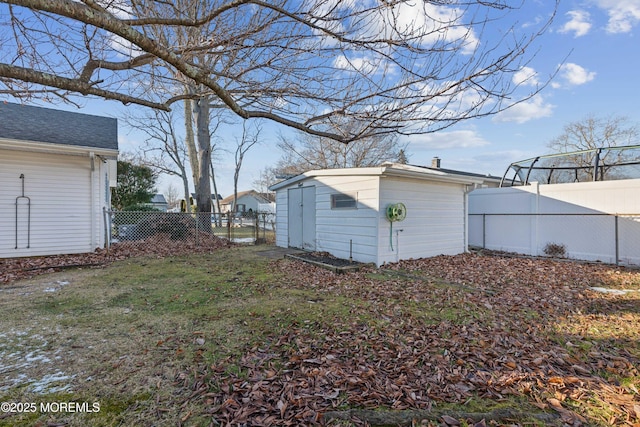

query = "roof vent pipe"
[[431, 157, 441, 168]]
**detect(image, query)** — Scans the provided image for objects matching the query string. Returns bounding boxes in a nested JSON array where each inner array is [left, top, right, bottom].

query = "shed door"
[[288, 186, 316, 250]]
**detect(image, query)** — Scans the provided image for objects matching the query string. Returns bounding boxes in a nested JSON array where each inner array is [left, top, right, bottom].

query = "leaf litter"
[[1, 247, 639, 426], [189, 252, 639, 426]]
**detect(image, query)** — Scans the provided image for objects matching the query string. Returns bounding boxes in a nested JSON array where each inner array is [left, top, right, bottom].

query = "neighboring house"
[[220, 190, 275, 214], [0, 102, 118, 258], [147, 193, 168, 212], [270, 162, 493, 266]]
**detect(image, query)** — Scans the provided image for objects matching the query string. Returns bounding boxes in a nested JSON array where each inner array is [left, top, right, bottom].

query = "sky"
[[10, 0, 640, 198]]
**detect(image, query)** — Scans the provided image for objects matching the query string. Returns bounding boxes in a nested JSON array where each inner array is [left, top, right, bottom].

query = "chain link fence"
[[105, 210, 276, 249], [469, 213, 640, 266]]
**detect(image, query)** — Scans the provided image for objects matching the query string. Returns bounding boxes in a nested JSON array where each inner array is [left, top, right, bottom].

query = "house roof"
[[0, 102, 118, 152], [150, 194, 167, 204], [190, 193, 223, 200], [269, 162, 492, 191], [220, 190, 275, 205]]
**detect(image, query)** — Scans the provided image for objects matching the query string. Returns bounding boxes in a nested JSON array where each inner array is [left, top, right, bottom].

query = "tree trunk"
[[193, 96, 212, 215], [210, 162, 223, 227], [184, 98, 199, 201], [182, 175, 190, 213]]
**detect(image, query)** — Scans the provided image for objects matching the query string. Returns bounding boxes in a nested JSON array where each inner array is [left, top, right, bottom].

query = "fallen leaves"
[[0, 234, 232, 284], [189, 251, 640, 426], [3, 247, 639, 426]]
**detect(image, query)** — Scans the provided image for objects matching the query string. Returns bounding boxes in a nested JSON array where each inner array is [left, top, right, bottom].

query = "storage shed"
[[0, 102, 118, 258], [270, 163, 493, 266]]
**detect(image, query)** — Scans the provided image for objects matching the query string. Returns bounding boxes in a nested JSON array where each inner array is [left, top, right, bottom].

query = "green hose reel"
[[386, 203, 407, 251], [386, 203, 407, 222]]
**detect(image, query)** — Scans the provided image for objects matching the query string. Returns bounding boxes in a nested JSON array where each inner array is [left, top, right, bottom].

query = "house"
[[270, 162, 495, 266], [220, 190, 275, 214], [0, 102, 118, 258], [148, 193, 168, 212]]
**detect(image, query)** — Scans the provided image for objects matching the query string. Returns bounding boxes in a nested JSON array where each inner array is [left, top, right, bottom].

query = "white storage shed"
[[270, 163, 491, 266], [0, 102, 118, 258]]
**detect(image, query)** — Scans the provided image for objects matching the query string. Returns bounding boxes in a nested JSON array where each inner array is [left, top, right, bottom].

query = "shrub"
[[543, 242, 567, 258]]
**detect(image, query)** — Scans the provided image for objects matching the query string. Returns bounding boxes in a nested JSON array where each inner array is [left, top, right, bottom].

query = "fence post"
[[253, 212, 260, 243], [195, 213, 199, 246], [482, 214, 486, 249], [103, 207, 110, 253], [615, 215, 619, 265]]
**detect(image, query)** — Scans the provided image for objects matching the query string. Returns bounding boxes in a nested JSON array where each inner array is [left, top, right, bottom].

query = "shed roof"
[[270, 162, 490, 191], [0, 102, 118, 151]]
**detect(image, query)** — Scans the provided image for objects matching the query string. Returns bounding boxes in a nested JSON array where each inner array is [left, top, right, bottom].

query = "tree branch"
[[0, 62, 170, 110]]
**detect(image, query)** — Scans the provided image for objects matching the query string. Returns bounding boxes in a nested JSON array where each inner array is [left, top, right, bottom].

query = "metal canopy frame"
[[500, 144, 640, 187]]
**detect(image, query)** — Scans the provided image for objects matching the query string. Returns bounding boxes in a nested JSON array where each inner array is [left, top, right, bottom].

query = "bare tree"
[[1, 0, 559, 142], [1, 0, 562, 207], [124, 108, 191, 205], [546, 114, 640, 181], [276, 120, 406, 175], [397, 149, 409, 165], [252, 166, 280, 195], [163, 183, 180, 211], [232, 121, 261, 213]]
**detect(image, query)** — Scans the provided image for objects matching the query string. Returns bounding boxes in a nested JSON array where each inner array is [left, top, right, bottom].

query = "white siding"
[[274, 189, 288, 248], [313, 175, 380, 264], [0, 149, 107, 258], [235, 194, 262, 213], [274, 175, 380, 264], [378, 177, 466, 265]]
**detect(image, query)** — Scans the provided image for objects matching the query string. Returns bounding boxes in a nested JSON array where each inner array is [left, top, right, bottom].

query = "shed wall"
[[377, 177, 467, 265], [274, 175, 380, 264], [0, 149, 108, 258], [313, 175, 380, 263]]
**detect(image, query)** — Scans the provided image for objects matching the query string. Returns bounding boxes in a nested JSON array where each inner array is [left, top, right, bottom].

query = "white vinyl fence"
[[468, 179, 640, 266]]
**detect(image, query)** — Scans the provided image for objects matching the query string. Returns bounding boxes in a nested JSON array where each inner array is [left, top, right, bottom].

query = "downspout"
[[90, 152, 96, 249]]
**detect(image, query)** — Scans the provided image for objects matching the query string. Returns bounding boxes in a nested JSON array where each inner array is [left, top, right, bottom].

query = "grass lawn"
[[0, 245, 638, 426]]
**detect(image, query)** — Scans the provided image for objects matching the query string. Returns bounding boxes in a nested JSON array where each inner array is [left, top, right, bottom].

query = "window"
[[331, 193, 357, 209]]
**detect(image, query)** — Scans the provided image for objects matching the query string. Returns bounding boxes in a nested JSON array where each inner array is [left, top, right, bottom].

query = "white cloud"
[[493, 95, 554, 124], [406, 130, 490, 150], [593, 0, 640, 33], [97, 0, 133, 19], [552, 63, 596, 87], [367, 3, 479, 55], [558, 10, 592, 37], [513, 66, 540, 87], [332, 53, 398, 76]]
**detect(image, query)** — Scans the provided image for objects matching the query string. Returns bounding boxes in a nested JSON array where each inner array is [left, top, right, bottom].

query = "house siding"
[[0, 149, 107, 258], [377, 177, 466, 265]]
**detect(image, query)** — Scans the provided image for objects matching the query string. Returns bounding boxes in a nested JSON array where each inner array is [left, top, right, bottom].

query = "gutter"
[[269, 164, 484, 191], [0, 138, 118, 158]]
